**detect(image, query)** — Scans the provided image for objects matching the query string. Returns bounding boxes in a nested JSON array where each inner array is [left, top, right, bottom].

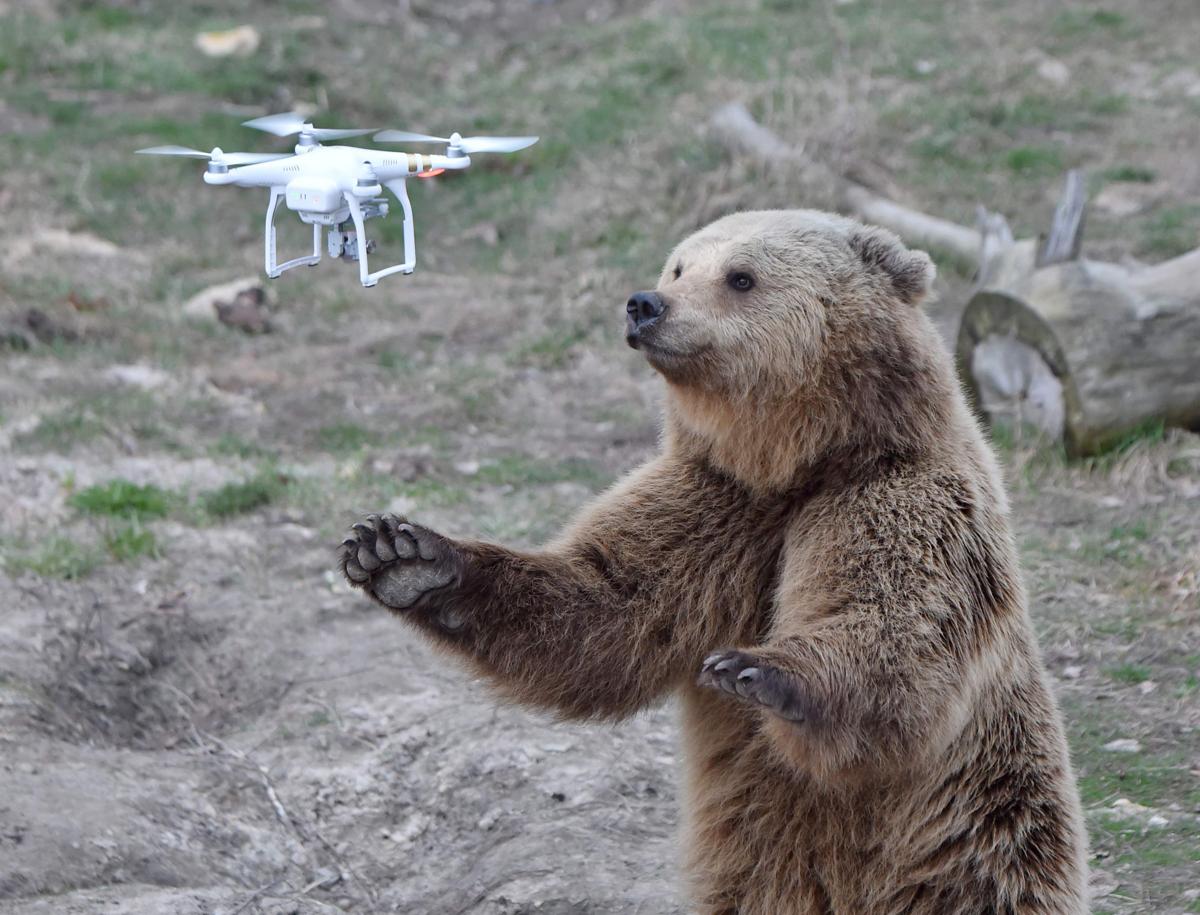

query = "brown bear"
[[340, 210, 1087, 914]]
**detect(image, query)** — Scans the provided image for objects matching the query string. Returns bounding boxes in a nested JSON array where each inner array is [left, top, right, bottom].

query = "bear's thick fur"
[[341, 210, 1087, 914]]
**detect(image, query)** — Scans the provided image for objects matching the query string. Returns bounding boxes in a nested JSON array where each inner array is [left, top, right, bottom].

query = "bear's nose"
[[626, 291, 666, 334]]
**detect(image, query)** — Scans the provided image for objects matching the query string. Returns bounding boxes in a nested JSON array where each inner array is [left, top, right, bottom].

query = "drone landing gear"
[[261, 181, 417, 287], [345, 182, 415, 287], [264, 187, 322, 278]]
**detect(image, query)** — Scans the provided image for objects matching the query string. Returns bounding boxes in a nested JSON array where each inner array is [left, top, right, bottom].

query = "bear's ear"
[[846, 227, 936, 305]]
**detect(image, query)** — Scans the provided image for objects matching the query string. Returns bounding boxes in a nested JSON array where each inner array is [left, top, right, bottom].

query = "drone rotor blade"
[[372, 130, 450, 144], [223, 152, 293, 165], [135, 145, 212, 159], [458, 135, 539, 154], [242, 112, 308, 137], [135, 146, 287, 166], [309, 127, 377, 141], [244, 113, 375, 141]]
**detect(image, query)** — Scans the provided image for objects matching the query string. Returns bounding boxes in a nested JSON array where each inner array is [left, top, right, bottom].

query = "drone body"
[[138, 113, 537, 287]]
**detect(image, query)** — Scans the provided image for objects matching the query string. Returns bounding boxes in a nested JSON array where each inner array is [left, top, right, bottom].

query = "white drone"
[[137, 113, 538, 287]]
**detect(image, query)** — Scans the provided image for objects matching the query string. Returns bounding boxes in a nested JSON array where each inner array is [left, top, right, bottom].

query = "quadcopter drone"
[[137, 113, 537, 287]]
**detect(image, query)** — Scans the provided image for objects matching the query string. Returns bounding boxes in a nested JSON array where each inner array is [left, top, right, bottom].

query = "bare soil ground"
[[2, 1, 1198, 913]]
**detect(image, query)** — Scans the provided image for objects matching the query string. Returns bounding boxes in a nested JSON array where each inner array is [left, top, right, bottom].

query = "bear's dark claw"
[[697, 649, 807, 723], [389, 520, 420, 559]]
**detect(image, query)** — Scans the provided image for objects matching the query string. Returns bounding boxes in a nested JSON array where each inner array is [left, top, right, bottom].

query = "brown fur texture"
[[341, 210, 1087, 914]]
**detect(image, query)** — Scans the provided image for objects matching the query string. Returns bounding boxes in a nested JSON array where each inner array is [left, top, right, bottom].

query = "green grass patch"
[[1090, 812, 1200, 873], [13, 409, 107, 452], [315, 423, 381, 453], [3, 536, 101, 580], [475, 455, 609, 489], [1107, 663, 1152, 685], [69, 479, 173, 520], [1077, 751, 1199, 809], [1083, 419, 1167, 469], [1100, 164, 1156, 183], [377, 348, 416, 373], [509, 324, 593, 369], [1139, 205, 1200, 259], [395, 477, 471, 508], [102, 521, 158, 562], [1069, 701, 1200, 810], [210, 433, 276, 460], [200, 471, 286, 518], [1051, 8, 1129, 39], [1005, 145, 1064, 176], [1078, 521, 1152, 565]]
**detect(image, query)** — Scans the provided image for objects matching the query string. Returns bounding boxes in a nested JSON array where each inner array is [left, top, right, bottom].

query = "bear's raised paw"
[[340, 514, 461, 613], [697, 649, 809, 723]]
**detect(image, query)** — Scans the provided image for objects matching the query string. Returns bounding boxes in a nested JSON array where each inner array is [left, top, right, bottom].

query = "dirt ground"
[[2, 1, 1199, 913]]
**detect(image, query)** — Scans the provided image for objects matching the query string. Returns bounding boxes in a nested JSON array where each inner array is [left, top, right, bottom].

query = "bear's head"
[[626, 210, 955, 487]]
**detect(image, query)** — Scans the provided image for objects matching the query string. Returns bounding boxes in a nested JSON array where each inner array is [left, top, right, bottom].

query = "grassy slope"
[[1, 1, 1198, 911]]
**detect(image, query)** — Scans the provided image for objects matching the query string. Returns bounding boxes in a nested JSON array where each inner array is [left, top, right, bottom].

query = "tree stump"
[[956, 247, 1200, 455]]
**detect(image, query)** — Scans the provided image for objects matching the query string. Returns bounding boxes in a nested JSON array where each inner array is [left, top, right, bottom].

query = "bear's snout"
[[625, 290, 667, 347]]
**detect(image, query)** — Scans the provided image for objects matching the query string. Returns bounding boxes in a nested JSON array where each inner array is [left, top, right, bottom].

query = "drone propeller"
[[373, 130, 538, 155], [242, 112, 376, 141], [136, 145, 290, 166]]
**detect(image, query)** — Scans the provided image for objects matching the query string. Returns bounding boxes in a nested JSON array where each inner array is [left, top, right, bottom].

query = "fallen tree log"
[[710, 103, 1200, 454], [958, 247, 1200, 455]]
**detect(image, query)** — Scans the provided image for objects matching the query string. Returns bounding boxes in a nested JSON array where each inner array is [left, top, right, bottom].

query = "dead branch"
[[709, 102, 982, 264], [1038, 169, 1087, 267]]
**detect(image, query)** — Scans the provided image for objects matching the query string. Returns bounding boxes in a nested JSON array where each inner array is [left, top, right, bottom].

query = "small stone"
[[1111, 797, 1149, 815], [1103, 738, 1141, 753], [195, 25, 260, 58], [454, 460, 480, 476], [1138, 680, 1157, 695], [1036, 57, 1071, 87], [914, 59, 936, 75], [1061, 665, 1083, 680], [1146, 814, 1169, 828], [1094, 185, 1153, 218], [104, 363, 172, 390]]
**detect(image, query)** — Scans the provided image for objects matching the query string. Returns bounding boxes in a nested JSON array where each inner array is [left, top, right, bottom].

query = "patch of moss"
[[70, 480, 173, 520]]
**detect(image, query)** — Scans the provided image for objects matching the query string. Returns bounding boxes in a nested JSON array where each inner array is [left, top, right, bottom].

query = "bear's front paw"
[[697, 649, 808, 723], [340, 514, 462, 612]]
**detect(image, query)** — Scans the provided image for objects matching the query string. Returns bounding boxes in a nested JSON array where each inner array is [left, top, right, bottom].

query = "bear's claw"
[[697, 648, 807, 722], [340, 513, 461, 612]]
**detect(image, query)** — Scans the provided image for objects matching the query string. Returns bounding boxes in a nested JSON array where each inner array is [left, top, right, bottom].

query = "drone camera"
[[329, 224, 377, 262]]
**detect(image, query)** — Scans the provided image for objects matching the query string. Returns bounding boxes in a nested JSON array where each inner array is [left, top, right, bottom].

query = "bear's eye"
[[673, 263, 682, 280], [727, 271, 755, 292]]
